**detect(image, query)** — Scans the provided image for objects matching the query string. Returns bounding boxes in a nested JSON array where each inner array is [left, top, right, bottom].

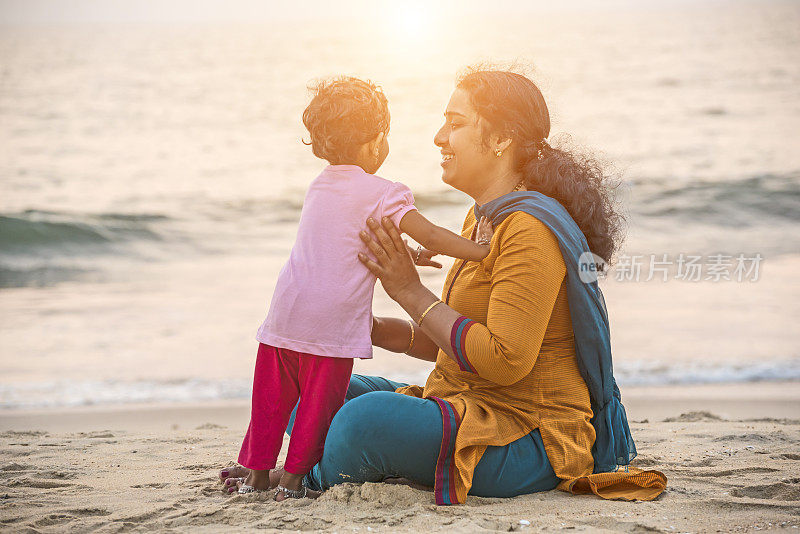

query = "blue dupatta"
[[474, 191, 636, 473]]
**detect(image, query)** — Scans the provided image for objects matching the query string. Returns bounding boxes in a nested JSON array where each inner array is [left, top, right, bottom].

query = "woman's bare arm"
[[390, 284, 463, 363], [371, 316, 439, 362]]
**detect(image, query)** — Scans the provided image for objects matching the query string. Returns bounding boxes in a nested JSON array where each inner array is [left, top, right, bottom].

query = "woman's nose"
[[433, 124, 447, 148]]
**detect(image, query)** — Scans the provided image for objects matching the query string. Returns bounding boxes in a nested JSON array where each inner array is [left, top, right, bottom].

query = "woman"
[[222, 68, 666, 503]]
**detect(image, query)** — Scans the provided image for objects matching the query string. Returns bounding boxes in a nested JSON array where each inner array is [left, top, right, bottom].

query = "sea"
[[1, 1, 799, 409]]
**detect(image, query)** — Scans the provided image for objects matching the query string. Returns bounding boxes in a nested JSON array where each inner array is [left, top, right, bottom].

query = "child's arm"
[[399, 210, 493, 262]]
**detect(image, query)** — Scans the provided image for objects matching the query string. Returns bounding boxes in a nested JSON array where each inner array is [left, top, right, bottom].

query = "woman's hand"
[[359, 217, 462, 365], [358, 217, 423, 302]]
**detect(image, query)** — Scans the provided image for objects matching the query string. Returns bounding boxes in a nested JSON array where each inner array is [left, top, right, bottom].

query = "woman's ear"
[[495, 135, 513, 154], [486, 126, 513, 156]]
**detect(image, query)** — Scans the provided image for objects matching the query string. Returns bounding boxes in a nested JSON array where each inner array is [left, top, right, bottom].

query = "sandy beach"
[[2, 1, 799, 532], [1, 382, 798, 533]]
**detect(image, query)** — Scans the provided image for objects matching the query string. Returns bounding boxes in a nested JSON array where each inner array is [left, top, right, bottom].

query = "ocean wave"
[[0, 210, 171, 288], [3, 172, 797, 289], [8, 173, 792, 255], [0, 265, 93, 288], [1, 359, 798, 410], [224, 172, 800, 227], [0, 210, 166, 253], [207, 188, 471, 221], [208, 197, 305, 222], [0, 378, 253, 410], [409, 189, 472, 210], [632, 172, 800, 225], [614, 358, 800, 386]]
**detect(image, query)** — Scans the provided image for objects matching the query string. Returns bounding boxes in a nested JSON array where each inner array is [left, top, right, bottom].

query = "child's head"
[[302, 77, 390, 173]]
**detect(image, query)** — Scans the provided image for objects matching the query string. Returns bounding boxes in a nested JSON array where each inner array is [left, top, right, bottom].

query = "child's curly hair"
[[302, 77, 390, 165]]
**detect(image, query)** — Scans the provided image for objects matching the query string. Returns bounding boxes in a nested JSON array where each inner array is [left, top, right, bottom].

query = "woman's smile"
[[434, 88, 492, 191]]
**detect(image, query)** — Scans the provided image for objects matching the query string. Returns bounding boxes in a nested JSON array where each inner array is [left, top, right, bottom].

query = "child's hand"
[[416, 247, 443, 268], [475, 216, 494, 246], [405, 241, 443, 268]]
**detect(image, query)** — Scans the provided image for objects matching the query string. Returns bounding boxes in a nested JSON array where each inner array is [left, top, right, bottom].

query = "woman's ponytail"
[[457, 67, 625, 266], [519, 139, 623, 266]]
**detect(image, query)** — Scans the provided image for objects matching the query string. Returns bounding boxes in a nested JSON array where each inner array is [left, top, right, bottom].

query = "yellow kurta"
[[397, 207, 666, 503]]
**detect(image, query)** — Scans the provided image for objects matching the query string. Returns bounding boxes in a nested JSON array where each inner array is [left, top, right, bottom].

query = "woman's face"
[[434, 88, 496, 196]]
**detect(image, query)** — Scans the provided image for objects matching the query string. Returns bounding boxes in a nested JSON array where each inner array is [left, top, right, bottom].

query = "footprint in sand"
[[77, 431, 115, 439], [0, 430, 48, 438], [0, 462, 31, 472], [631, 456, 662, 467], [131, 482, 169, 488], [6, 478, 75, 489], [66, 508, 112, 517], [577, 516, 663, 533], [683, 457, 717, 467], [178, 463, 216, 471], [0, 449, 33, 458], [713, 432, 789, 443], [692, 466, 779, 477], [730, 481, 800, 501], [34, 470, 78, 480], [33, 513, 74, 527]]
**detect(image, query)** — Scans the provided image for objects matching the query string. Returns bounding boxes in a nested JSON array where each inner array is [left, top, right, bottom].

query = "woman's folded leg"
[[304, 390, 442, 490], [303, 388, 559, 498], [470, 429, 560, 497], [294, 374, 560, 498]]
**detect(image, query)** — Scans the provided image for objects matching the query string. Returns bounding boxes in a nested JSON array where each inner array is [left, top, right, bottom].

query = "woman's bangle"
[[418, 299, 443, 328], [404, 319, 415, 353]]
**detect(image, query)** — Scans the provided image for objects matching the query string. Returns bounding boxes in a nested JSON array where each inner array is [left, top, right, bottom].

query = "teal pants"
[[287, 374, 560, 498]]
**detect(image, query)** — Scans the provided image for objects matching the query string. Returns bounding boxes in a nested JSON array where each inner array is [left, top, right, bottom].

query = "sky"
[[0, 0, 725, 25]]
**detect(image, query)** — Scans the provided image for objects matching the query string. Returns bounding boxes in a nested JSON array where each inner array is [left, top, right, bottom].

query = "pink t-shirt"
[[256, 165, 417, 359]]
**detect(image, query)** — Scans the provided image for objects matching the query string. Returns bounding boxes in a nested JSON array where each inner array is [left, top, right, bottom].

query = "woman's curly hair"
[[302, 77, 390, 165], [457, 67, 626, 266]]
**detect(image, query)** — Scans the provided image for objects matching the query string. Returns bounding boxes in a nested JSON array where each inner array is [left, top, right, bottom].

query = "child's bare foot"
[[223, 476, 246, 493], [224, 467, 283, 494], [219, 465, 249, 482], [273, 470, 321, 501]]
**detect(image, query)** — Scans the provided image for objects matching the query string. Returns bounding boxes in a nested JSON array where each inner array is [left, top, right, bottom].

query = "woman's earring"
[[494, 149, 503, 157]]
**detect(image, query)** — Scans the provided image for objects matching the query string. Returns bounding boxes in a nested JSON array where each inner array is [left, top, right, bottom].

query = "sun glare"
[[398, 9, 426, 38], [388, 3, 438, 45]]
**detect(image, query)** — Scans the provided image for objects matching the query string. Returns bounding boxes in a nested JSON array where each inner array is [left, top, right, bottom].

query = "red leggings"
[[238, 343, 353, 475]]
